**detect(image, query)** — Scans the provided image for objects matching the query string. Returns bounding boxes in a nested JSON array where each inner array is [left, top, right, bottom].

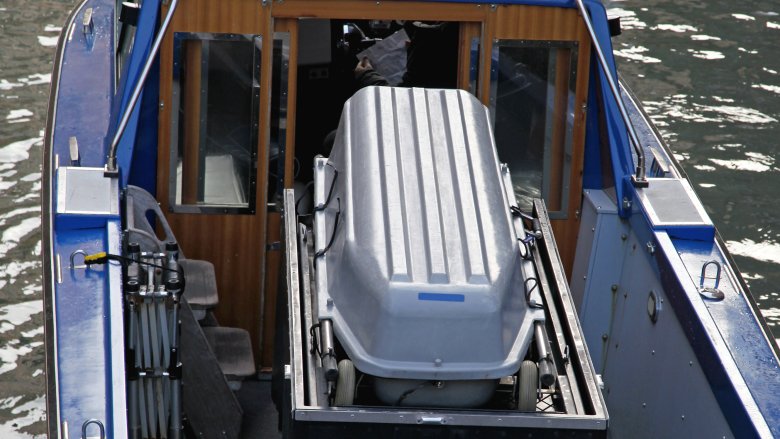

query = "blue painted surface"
[[673, 238, 780, 437], [418, 292, 466, 302], [114, 0, 162, 188], [48, 0, 126, 437]]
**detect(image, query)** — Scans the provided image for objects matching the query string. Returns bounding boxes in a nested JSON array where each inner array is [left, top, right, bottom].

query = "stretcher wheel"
[[334, 359, 356, 406], [518, 360, 538, 412]]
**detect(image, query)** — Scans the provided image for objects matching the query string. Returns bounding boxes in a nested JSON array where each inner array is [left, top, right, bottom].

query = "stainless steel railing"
[[106, 0, 180, 175], [574, 0, 648, 186]]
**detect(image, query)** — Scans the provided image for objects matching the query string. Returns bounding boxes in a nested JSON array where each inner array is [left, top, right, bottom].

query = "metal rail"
[[574, 0, 648, 186], [106, 0, 180, 175]]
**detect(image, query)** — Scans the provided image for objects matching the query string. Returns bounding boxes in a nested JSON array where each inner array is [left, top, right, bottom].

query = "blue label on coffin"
[[418, 292, 465, 302]]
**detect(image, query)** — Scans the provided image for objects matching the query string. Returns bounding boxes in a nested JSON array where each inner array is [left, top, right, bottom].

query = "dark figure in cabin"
[[321, 21, 460, 153], [353, 21, 459, 89]]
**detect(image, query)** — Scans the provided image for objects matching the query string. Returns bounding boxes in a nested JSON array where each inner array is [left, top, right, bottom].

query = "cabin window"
[[490, 40, 578, 218], [268, 32, 290, 202], [169, 32, 261, 214]]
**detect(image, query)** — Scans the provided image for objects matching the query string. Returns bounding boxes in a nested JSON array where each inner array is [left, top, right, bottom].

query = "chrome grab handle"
[[106, 0, 180, 175], [573, 0, 648, 186]]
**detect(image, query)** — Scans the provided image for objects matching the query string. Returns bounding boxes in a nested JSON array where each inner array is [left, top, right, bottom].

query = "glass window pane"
[[170, 33, 260, 214], [490, 41, 577, 217]]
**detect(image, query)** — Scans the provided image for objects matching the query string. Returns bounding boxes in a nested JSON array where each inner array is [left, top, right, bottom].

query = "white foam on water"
[[0, 206, 40, 223], [709, 158, 772, 172], [44, 24, 62, 32], [36, 36, 58, 47], [732, 13, 756, 21], [0, 301, 43, 328], [614, 45, 661, 63], [14, 182, 41, 203], [688, 49, 726, 60], [766, 21, 780, 29], [6, 109, 33, 120], [606, 7, 647, 30], [694, 103, 777, 124], [0, 339, 34, 375], [693, 164, 717, 171], [654, 23, 698, 32], [31, 369, 42, 377], [21, 327, 43, 338], [0, 79, 23, 91], [0, 217, 41, 259], [0, 395, 46, 438], [690, 34, 721, 41], [20, 172, 40, 182], [752, 83, 780, 95], [0, 396, 23, 410], [698, 183, 716, 188], [22, 284, 41, 296], [0, 137, 41, 164], [18, 73, 51, 86], [727, 239, 780, 265], [0, 181, 18, 193], [3, 261, 41, 282]]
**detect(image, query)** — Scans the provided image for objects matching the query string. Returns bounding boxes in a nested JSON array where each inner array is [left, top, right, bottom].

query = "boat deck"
[[236, 377, 282, 439]]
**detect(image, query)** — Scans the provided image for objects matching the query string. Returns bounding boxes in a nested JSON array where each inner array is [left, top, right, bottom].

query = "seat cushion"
[[202, 326, 256, 380], [179, 259, 219, 310]]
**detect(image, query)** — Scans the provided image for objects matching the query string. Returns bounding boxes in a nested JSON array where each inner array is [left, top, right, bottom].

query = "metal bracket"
[[698, 260, 724, 301], [70, 249, 88, 269]]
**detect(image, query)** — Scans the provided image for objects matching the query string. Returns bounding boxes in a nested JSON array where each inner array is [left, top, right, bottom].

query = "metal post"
[[106, 0, 180, 176], [573, 0, 648, 187]]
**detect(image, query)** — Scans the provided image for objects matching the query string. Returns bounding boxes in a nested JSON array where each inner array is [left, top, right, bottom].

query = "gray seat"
[[125, 185, 219, 317], [203, 326, 257, 389]]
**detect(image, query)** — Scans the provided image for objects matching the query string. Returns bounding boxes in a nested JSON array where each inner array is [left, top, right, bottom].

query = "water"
[[0, 0, 777, 436]]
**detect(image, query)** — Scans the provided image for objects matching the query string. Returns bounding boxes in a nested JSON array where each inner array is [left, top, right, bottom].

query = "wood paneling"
[[157, 0, 271, 364], [493, 4, 583, 41], [457, 22, 480, 91], [551, 24, 592, 275], [272, 0, 487, 22]]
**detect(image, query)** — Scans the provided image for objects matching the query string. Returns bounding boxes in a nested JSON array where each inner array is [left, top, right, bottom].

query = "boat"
[[41, 0, 780, 437]]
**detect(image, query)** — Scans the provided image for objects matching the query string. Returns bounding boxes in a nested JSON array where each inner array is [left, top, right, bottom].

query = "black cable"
[[313, 166, 339, 213], [86, 252, 186, 292], [295, 181, 315, 214], [524, 277, 544, 309], [309, 323, 322, 356], [315, 198, 341, 259]]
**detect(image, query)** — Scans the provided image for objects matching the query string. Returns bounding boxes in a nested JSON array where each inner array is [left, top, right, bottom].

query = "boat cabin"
[[153, 0, 592, 368]]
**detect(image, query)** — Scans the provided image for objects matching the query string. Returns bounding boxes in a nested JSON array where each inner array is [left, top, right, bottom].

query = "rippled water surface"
[[1, 1, 77, 436], [0, 0, 778, 436]]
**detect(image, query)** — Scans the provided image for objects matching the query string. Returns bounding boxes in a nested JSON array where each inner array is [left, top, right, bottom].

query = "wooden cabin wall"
[[156, 0, 272, 364]]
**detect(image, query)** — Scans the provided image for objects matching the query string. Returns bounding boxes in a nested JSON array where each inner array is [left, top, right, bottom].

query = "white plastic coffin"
[[313, 86, 543, 380]]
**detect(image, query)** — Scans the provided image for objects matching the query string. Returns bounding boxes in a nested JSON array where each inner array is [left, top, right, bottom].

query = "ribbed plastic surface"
[[314, 87, 543, 380]]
